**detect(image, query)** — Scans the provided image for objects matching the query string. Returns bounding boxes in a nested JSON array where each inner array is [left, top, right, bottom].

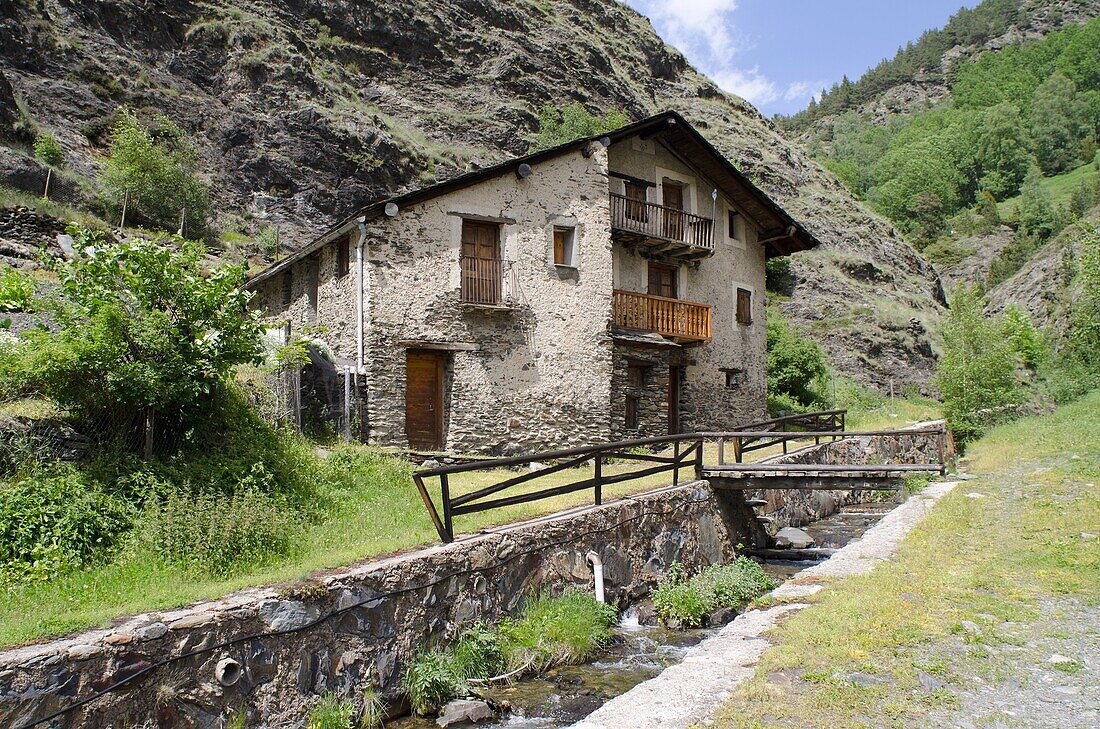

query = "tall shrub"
[[100, 109, 211, 236], [766, 308, 827, 412], [15, 227, 262, 439], [934, 286, 1022, 444], [529, 103, 629, 151]]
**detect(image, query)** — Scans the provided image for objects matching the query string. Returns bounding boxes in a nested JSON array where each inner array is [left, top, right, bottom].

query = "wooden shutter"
[[736, 287, 753, 325]]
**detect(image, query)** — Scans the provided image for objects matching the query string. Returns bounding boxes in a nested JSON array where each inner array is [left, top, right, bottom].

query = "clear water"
[[387, 500, 895, 728]]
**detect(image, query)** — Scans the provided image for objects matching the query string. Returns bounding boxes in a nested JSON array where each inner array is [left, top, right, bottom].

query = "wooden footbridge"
[[412, 410, 950, 543]]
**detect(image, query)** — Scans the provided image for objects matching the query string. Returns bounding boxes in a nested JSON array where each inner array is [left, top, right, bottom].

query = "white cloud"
[[711, 67, 778, 107], [626, 1, 818, 113]]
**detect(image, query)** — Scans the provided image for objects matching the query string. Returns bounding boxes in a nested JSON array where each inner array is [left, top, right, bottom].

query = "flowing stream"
[[388, 500, 896, 728]]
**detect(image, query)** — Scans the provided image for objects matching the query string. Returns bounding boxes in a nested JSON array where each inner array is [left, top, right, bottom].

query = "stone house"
[[247, 111, 819, 454]]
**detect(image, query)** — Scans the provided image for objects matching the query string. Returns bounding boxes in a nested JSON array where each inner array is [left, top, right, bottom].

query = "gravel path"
[[572, 480, 959, 729]]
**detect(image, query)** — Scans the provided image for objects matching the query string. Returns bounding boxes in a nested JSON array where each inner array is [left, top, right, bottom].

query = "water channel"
[[388, 500, 896, 728]]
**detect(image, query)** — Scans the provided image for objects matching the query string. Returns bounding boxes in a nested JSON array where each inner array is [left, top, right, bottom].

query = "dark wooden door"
[[667, 365, 681, 435], [461, 220, 501, 303], [406, 351, 444, 450], [624, 181, 648, 222], [662, 181, 684, 241], [648, 263, 678, 299]]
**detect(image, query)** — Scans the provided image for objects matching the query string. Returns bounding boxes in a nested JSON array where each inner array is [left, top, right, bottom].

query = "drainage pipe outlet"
[[215, 657, 242, 686], [586, 551, 605, 603]]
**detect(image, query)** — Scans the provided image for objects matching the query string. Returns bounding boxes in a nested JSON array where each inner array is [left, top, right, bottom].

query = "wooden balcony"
[[610, 193, 715, 258], [460, 256, 519, 307], [613, 289, 712, 343]]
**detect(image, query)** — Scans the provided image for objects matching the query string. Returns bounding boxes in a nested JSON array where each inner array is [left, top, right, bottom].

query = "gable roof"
[[247, 111, 820, 288]]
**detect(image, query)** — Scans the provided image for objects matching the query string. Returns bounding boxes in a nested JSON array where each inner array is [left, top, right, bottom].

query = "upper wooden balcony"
[[613, 289, 712, 343], [610, 193, 715, 259]]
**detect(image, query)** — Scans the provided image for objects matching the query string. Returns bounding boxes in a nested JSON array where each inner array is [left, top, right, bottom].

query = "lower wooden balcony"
[[612, 289, 712, 343]]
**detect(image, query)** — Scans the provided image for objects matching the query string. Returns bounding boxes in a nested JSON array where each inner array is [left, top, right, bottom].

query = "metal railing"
[[609, 193, 715, 250], [412, 410, 949, 543], [460, 256, 517, 306], [612, 289, 712, 341]]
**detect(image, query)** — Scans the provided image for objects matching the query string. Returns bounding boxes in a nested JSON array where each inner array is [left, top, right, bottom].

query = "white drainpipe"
[[586, 551, 605, 603], [356, 217, 367, 373]]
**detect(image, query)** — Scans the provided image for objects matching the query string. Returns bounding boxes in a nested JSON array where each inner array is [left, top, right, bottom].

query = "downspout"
[[586, 551, 605, 603]]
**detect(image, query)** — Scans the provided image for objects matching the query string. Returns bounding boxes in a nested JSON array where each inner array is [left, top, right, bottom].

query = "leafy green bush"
[[529, 103, 629, 152], [934, 286, 1023, 444], [1044, 223, 1100, 402], [0, 466, 133, 586], [100, 108, 210, 236], [136, 482, 300, 577], [499, 591, 617, 672], [404, 592, 616, 714], [0, 268, 35, 312], [1001, 306, 1047, 370], [766, 308, 828, 411], [32, 131, 64, 167], [13, 227, 262, 443], [652, 558, 776, 628], [307, 692, 356, 729]]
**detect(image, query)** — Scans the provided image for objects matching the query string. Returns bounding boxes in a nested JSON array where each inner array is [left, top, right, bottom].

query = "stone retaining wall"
[[0, 484, 735, 729]]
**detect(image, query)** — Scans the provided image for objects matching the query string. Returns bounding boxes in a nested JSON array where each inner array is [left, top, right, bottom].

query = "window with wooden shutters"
[[728, 210, 741, 241], [625, 394, 639, 430], [553, 226, 576, 267], [736, 287, 753, 325], [336, 235, 351, 278]]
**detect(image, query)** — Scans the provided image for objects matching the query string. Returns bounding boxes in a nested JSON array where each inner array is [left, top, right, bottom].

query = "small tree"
[[100, 109, 211, 237], [934, 286, 1022, 444], [15, 227, 262, 442], [529, 103, 629, 152], [766, 309, 827, 411], [32, 131, 64, 167]]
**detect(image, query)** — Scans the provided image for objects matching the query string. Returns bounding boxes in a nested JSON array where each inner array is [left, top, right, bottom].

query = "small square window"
[[728, 210, 741, 240], [553, 226, 576, 267], [628, 364, 645, 389], [281, 270, 293, 307], [736, 287, 753, 325], [723, 369, 744, 389]]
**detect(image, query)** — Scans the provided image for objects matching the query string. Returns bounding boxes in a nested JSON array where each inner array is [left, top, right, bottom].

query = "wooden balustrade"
[[460, 256, 516, 306], [610, 193, 714, 250], [613, 289, 712, 342]]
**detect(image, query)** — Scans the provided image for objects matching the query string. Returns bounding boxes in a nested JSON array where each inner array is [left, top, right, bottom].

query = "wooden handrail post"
[[734, 436, 743, 463], [694, 437, 703, 480], [782, 435, 788, 455], [717, 436, 725, 466], [937, 429, 947, 476], [673, 441, 680, 485], [440, 473, 454, 543], [594, 453, 603, 505]]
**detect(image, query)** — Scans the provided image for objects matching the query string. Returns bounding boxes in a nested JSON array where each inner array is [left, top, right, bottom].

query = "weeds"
[[652, 558, 777, 628], [307, 692, 356, 729]]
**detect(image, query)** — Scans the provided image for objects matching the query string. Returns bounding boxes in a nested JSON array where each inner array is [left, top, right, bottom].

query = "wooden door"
[[460, 220, 501, 303], [624, 181, 648, 222], [667, 365, 681, 435], [648, 263, 678, 299], [662, 181, 684, 241], [406, 351, 444, 450]]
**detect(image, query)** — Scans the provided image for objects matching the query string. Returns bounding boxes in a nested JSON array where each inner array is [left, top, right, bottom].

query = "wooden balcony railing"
[[610, 193, 715, 250], [460, 256, 518, 306], [613, 289, 712, 342]]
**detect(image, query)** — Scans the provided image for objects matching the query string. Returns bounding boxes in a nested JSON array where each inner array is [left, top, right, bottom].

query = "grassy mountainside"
[[0, 0, 943, 388]]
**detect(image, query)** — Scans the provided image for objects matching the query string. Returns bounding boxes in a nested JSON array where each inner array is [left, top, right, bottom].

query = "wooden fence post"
[[143, 407, 154, 460], [694, 437, 703, 481], [717, 436, 725, 466], [440, 473, 453, 543], [673, 441, 680, 485], [594, 454, 602, 505]]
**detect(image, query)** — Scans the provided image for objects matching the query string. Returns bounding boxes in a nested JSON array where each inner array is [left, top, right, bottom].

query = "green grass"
[[710, 390, 1100, 728], [997, 158, 1099, 222]]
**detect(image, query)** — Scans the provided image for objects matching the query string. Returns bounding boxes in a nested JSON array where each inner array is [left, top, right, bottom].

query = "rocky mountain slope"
[[0, 0, 945, 388], [785, 0, 1100, 144]]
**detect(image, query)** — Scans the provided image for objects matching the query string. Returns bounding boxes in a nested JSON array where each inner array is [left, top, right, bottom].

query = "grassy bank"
[[711, 391, 1100, 728]]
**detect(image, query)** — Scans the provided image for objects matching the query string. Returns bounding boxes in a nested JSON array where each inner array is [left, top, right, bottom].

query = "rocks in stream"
[[436, 698, 493, 727], [773, 527, 815, 550]]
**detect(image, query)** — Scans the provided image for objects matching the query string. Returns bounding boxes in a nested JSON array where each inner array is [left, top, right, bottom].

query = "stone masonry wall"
[[361, 142, 615, 454], [0, 484, 733, 729], [607, 142, 767, 433], [609, 341, 672, 439]]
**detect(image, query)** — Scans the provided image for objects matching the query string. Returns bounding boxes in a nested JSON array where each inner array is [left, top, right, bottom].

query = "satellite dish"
[[384, 202, 399, 217], [599, 136, 611, 148], [516, 163, 533, 179]]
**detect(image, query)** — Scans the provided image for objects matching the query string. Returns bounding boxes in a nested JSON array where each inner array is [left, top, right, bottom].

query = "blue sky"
[[622, 1, 982, 116]]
